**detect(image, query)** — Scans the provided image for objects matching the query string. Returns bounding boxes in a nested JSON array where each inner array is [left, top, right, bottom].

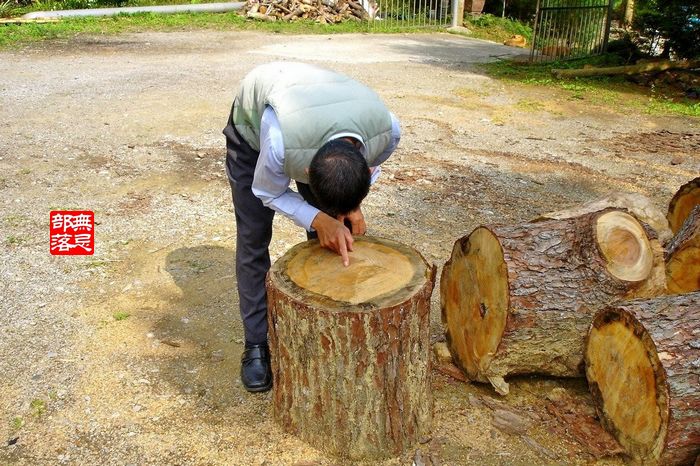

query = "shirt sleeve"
[[251, 107, 320, 231]]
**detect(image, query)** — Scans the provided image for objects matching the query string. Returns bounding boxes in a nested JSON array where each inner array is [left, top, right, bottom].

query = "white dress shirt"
[[251, 106, 401, 231]]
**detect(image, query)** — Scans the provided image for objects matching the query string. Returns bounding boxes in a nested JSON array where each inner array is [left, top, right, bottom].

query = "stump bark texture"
[[585, 292, 700, 465], [267, 236, 436, 460], [668, 176, 700, 234], [441, 209, 666, 395], [666, 205, 700, 294]]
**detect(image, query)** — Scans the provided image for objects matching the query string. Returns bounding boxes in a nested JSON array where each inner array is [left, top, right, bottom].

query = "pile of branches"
[[242, 0, 370, 23]]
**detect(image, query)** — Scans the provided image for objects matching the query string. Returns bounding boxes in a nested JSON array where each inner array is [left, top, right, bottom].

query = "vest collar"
[[328, 132, 367, 156]]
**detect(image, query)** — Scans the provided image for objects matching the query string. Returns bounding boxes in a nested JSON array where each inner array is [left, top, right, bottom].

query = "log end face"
[[585, 308, 669, 463], [441, 227, 509, 382], [273, 236, 430, 309], [667, 176, 700, 234], [596, 211, 654, 283], [666, 246, 700, 294]]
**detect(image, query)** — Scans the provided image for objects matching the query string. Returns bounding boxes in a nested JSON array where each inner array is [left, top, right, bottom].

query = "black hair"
[[308, 140, 370, 218]]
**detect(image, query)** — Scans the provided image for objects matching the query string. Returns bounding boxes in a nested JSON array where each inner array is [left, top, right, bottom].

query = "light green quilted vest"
[[232, 62, 393, 184]]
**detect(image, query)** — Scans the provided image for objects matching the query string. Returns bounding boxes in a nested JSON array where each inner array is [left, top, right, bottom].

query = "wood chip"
[[491, 408, 532, 435], [545, 390, 624, 459], [435, 361, 468, 382]]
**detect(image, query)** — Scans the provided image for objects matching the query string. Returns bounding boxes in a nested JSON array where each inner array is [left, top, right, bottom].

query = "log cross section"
[[585, 293, 700, 465]]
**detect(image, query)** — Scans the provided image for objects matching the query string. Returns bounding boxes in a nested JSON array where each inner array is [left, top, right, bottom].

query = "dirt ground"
[[0, 30, 698, 466]]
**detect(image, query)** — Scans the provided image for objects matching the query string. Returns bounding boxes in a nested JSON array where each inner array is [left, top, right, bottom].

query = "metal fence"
[[369, 0, 453, 30], [530, 0, 613, 62]]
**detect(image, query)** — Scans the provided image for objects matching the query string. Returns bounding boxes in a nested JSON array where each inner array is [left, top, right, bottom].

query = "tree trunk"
[[441, 209, 666, 395], [585, 293, 700, 465], [534, 192, 673, 244], [552, 60, 700, 79], [668, 176, 700, 234], [665, 205, 700, 294], [266, 236, 436, 460], [624, 0, 635, 27]]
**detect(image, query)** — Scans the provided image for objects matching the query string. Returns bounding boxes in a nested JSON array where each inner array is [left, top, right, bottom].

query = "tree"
[[634, 0, 700, 59]]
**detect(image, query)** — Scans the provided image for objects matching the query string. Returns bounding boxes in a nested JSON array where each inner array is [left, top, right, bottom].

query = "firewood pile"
[[242, 0, 371, 23]]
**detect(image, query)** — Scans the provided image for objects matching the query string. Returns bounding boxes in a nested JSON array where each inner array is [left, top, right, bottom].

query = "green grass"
[[0, 11, 384, 48], [4, 214, 28, 226], [6, 235, 26, 245], [9, 416, 24, 430], [462, 13, 532, 44], [482, 56, 700, 118], [30, 399, 46, 417], [113, 311, 130, 321], [85, 259, 108, 268]]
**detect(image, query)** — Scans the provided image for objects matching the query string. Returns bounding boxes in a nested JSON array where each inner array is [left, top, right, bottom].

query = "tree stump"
[[668, 176, 700, 234], [535, 192, 673, 244], [266, 236, 436, 460], [585, 292, 700, 465], [666, 205, 700, 294], [441, 209, 666, 395]]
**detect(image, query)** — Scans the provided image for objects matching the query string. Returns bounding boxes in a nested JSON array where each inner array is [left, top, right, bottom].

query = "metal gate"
[[369, 0, 453, 30], [530, 0, 613, 62]]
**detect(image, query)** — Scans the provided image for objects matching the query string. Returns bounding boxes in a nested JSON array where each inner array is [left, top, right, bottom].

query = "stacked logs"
[[243, 0, 370, 23], [440, 208, 667, 395], [441, 178, 699, 463]]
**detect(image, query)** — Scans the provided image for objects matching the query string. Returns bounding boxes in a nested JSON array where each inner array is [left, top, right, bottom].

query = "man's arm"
[[251, 108, 320, 231], [252, 107, 354, 265]]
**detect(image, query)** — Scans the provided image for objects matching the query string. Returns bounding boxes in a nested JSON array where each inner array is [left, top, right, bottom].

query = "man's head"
[[308, 140, 370, 218]]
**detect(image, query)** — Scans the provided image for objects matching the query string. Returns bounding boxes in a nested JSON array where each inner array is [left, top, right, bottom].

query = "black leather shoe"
[[240, 343, 272, 393]]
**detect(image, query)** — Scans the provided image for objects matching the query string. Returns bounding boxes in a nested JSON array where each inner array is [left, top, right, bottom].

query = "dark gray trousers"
[[224, 115, 317, 345]]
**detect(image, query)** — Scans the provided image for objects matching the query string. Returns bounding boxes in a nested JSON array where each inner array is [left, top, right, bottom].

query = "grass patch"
[[9, 416, 24, 430], [4, 214, 28, 226], [113, 311, 130, 321], [462, 13, 532, 44], [0, 11, 389, 48], [482, 56, 699, 118], [646, 99, 700, 117], [6, 235, 26, 245], [85, 259, 108, 268], [30, 399, 46, 417], [515, 98, 546, 112]]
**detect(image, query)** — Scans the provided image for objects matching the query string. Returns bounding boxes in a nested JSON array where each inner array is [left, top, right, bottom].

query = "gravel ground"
[[0, 30, 698, 465]]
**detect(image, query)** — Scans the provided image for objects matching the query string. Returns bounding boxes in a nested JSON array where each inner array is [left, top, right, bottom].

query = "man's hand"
[[311, 212, 354, 267], [336, 207, 366, 236]]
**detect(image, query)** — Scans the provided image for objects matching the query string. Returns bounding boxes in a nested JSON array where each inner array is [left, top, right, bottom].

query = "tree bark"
[[668, 176, 700, 234], [585, 293, 700, 465], [665, 205, 700, 294], [623, 0, 635, 27], [266, 236, 436, 460], [552, 60, 700, 79], [441, 209, 666, 395], [534, 192, 673, 244]]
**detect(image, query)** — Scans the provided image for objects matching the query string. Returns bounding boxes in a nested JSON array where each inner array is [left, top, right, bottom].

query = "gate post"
[[451, 0, 464, 27]]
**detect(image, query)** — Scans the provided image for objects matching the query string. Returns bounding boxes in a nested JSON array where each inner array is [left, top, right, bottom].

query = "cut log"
[[552, 59, 700, 79], [585, 293, 700, 465], [668, 176, 700, 234], [441, 209, 666, 395], [666, 205, 700, 294], [535, 192, 673, 244], [266, 236, 436, 460]]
